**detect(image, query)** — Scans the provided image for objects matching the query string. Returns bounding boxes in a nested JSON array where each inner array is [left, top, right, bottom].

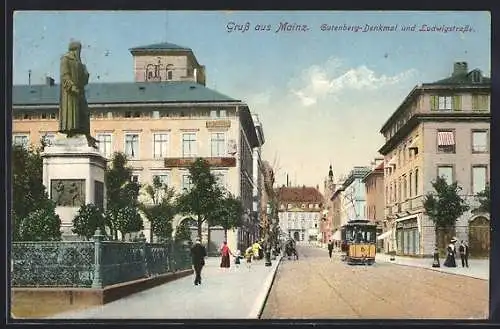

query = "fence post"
[[139, 232, 148, 277], [92, 229, 104, 289]]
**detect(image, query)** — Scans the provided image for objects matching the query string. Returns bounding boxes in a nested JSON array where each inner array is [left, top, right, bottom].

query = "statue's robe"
[[59, 52, 89, 135]]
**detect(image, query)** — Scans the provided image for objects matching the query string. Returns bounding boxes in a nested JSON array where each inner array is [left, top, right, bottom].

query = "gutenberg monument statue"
[[59, 40, 96, 147]]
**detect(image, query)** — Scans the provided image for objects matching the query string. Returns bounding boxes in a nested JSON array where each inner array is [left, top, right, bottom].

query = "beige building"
[[362, 160, 385, 250], [12, 42, 264, 251], [378, 62, 490, 257]]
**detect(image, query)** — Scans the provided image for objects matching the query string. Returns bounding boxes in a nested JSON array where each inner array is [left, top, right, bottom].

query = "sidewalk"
[[49, 256, 281, 319], [375, 253, 489, 281]]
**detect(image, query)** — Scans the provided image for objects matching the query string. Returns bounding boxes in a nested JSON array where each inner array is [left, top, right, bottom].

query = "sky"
[[12, 11, 491, 192]]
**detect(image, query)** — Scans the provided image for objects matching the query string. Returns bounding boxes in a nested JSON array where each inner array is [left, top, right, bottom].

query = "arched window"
[[166, 64, 173, 80]]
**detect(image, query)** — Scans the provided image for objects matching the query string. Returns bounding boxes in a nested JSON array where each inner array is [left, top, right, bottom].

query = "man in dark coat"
[[459, 240, 470, 268], [190, 238, 207, 286], [327, 239, 334, 259]]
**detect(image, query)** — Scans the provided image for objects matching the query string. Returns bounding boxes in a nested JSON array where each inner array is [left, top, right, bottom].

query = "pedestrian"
[[234, 249, 242, 268], [444, 237, 457, 268], [459, 240, 470, 268], [220, 241, 232, 269], [252, 241, 262, 260], [190, 238, 207, 286], [327, 239, 334, 260], [245, 246, 253, 270]]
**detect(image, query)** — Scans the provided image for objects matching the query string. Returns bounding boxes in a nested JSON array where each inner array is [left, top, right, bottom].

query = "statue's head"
[[68, 40, 82, 57]]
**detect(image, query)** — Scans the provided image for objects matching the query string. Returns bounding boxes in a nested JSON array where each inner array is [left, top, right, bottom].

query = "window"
[[472, 94, 489, 111], [125, 134, 139, 158], [131, 175, 139, 184], [13, 134, 29, 147], [153, 133, 169, 159], [403, 175, 407, 200], [472, 130, 488, 153], [182, 133, 197, 157], [472, 166, 487, 194], [181, 174, 193, 191], [220, 109, 227, 117], [398, 179, 402, 202], [42, 133, 56, 146], [437, 166, 453, 185], [439, 96, 452, 110], [437, 130, 456, 153], [211, 132, 226, 157], [212, 170, 227, 189], [409, 172, 413, 197], [107, 111, 113, 119], [430, 95, 461, 111], [152, 173, 169, 186], [166, 70, 173, 80], [96, 133, 112, 158], [210, 110, 217, 118], [152, 111, 160, 119], [414, 169, 419, 195]]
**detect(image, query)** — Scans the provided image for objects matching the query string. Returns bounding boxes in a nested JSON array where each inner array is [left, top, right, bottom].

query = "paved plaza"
[[50, 256, 281, 319]]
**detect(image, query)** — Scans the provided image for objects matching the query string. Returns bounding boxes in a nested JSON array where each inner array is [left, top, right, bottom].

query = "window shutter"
[[430, 96, 437, 111], [452, 95, 462, 111], [472, 95, 478, 110]]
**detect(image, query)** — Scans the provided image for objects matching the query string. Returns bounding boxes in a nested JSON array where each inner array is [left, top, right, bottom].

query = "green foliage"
[[139, 176, 177, 242], [474, 183, 490, 214], [174, 220, 193, 242], [176, 158, 224, 239], [12, 144, 62, 241], [104, 152, 142, 240], [212, 192, 243, 239], [17, 199, 62, 241], [423, 176, 470, 230], [72, 203, 106, 240]]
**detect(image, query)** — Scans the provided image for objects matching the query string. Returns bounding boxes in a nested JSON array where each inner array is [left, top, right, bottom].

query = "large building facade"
[[378, 62, 490, 257], [362, 159, 385, 250], [12, 42, 263, 251], [276, 186, 323, 244]]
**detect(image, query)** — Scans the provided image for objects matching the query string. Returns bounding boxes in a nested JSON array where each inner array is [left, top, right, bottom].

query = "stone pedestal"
[[42, 134, 107, 239]]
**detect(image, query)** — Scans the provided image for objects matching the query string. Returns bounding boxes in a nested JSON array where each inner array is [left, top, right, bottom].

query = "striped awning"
[[437, 131, 455, 146]]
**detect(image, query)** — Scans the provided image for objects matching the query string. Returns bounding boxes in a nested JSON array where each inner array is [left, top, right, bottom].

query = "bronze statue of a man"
[[59, 41, 91, 140]]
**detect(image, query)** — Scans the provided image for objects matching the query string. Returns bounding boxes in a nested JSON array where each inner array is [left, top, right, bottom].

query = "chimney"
[[45, 76, 55, 86], [452, 62, 468, 77]]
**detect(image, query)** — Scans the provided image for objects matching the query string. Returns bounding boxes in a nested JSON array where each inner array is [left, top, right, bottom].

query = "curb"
[[378, 258, 488, 281], [247, 256, 283, 319]]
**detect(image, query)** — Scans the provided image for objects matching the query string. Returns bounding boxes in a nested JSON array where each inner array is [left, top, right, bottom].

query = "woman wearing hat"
[[444, 237, 457, 267]]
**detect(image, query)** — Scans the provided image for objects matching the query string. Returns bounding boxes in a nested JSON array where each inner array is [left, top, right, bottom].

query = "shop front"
[[395, 216, 420, 256]]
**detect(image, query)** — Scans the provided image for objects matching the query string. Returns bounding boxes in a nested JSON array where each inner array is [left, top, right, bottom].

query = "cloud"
[[289, 58, 417, 107]]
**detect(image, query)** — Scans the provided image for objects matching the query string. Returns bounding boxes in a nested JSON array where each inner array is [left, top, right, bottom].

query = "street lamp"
[[264, 203, 272, 267]]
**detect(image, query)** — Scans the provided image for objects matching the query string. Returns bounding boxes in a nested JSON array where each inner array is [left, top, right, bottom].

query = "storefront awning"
[[377, 229, 392, 240], [331, 230, 342, 241], [437, 131, 455, 146]]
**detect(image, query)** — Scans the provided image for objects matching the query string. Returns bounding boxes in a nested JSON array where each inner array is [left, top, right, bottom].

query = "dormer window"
[[471, 70, 482, 83]]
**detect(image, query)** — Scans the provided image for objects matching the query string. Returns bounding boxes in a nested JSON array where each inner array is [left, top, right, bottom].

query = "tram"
[[340, 219, 377, 265]]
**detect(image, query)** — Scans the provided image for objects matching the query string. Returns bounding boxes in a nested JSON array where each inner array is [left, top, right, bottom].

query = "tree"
[[175, 219, 194, 242], [72, 203, 106, 240], [423, 176, 470, 251], [474, 183, 490, 214], [212, 193, 243, 242], [176, 158, 224, 242], [139, 176, 177, 242], [12, 144, 61, 241], [104, 152, 143, 240]]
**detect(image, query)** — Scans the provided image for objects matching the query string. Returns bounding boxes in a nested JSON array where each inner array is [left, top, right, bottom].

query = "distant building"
[[12, 42, 262, 251], [320, 165, 336, 243], [340, 166, 372, 223], [276, 186, 323, 243], [378, 61, 490, 257]]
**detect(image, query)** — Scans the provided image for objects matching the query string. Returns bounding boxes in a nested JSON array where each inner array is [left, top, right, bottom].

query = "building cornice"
[[378, 112, 491, 155], [13, 101, 245, 110]]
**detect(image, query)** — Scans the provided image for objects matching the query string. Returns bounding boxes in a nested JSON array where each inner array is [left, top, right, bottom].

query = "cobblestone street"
[[261, 246, 488, 319]]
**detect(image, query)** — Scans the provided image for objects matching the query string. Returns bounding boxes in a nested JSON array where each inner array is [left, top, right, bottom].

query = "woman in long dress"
[[444, 238, 457, 267], [220, 241, 232, 268]]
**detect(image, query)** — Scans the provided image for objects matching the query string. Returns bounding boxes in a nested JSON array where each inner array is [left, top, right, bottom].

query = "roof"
[[361, 163, 384, 182], [129, 42, 192, 53], [275, 187, 323, 203], [429, 70, 491, 85], [13, 81, 238, 106], [380, 67, 490, 134]]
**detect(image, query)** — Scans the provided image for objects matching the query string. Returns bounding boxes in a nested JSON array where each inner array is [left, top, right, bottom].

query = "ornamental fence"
[[11, 230, 192, 288]]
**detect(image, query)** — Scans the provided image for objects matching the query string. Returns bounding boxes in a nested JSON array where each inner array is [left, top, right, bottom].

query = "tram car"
[[340, 219, 377, 265]]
